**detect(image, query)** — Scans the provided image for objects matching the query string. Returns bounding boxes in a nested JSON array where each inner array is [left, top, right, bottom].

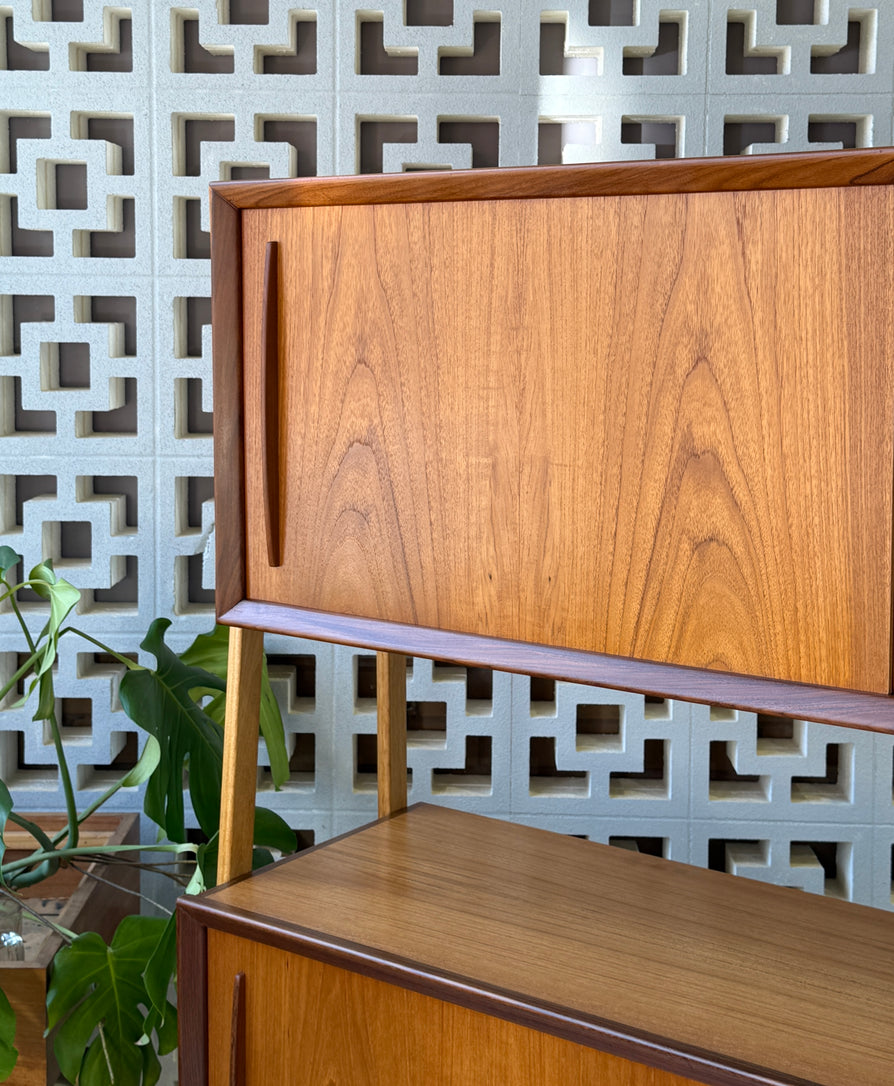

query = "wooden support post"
[[218, 626, 265, 883], [376, 651, 407, 818]]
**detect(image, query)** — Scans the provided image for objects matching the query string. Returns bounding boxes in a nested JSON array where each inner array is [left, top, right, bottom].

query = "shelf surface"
[[193, 804, 894, 1085]]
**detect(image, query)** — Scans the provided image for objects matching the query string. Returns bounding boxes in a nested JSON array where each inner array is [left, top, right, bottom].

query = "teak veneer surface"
[[198, 805, 894, 1086], [240, 185, 894, 693], [205, 931, 701, 1086], [211, 147, 894, 208]]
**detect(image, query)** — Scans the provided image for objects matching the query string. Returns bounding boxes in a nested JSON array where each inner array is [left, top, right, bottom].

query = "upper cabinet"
[[211, 153, 894, 718]]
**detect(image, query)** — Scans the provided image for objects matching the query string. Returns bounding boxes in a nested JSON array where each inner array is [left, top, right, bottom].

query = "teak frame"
[[209, 148, 894, 881]]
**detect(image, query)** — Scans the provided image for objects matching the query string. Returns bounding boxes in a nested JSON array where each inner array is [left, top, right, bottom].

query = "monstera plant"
[[0, 546, 294, 1084]]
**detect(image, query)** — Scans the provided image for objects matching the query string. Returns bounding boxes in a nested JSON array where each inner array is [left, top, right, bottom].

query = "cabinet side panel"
[[241, 189, 894, 692], [211, 192, 247, 616], [205, 931, 704, 1086], [177, 904, 209, 1085]]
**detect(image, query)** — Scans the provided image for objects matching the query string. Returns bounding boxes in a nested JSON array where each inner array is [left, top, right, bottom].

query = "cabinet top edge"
[[210, 148, 894, 210]]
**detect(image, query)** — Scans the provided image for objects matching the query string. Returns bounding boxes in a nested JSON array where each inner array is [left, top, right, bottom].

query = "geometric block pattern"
[[3, 0, 894, 909]]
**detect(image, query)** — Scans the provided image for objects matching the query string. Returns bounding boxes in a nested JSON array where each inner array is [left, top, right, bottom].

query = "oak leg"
[[376, 651, 408, 818], [218, 626, 265, 883]]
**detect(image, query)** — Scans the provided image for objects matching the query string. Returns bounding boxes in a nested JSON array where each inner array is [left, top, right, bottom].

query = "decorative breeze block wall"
[[2, 0, 894, 909]]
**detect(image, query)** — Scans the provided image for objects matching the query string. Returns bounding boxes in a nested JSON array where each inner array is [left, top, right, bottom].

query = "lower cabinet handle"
[[230, 971, 246, 1086]]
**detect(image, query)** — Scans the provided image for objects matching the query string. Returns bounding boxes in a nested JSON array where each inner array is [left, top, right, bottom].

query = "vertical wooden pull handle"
[[261, 240, 282, 568], [229, 971, 246, 1086], [377, 651, 408, 817]]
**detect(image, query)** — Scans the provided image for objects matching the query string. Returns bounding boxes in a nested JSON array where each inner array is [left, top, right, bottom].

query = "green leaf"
[[187, 843, 210, 895], [192, 821, 289, 890], [139, 998, 177, 1058], [198, 845, 270, 889], [119, 619, 225, 841], [252, 847, 275, 870], [27, 558, 55, 586], [258, 675, 290, 791], [182, 625, 290, 789], [27, 563, 79, 637], [119, 736, 161, 788], [12, 566, 81, 696], [0, 985, 17, 1080], [47, 916, 167, 1086], [5, 648, 41, 711], [33, 669, 55, 719], [202, 690, 225, 726], [253, 806, 297, 856], [77, 736, 162, 826], [143, 915, 176, 1024], [0, 782, 12, 881], [154, 1002, 178, 1056], [0, 548, 18, 582], [139, 1038, 162, 1086], [31, 643, 53, 684], [178, 623, 230, 677]]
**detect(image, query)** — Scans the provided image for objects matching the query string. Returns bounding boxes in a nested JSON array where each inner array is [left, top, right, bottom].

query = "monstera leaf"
[[47, 917, 174, 1086], [0, 546, 17, 581], [27, 560, 80, 639], [9, 561, 81, 707], [119, 620, 296, 856], [141, 914, 178, 1046], [180, 624, 289, 789], [0, 781, 11, 880], [119, 619, 225, 841]]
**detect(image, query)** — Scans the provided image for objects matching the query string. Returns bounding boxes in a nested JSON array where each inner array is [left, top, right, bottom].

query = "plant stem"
[[67, 791, 112, 830], [5, 889, 77, 944], [46, 706, 78, 852], [6, 591, 36, 655], [68, 863, 173, 916], [0, 647, 42, 705], [1, 842, 197, 877], [83, 857, 192, 885], [6, 811, 55, 852], [61, 627, 144, 671], [67, 852, 192, 886]]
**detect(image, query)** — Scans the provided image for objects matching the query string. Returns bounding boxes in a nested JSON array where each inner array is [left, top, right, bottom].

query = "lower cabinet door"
[[206, 930, 702, 1086]]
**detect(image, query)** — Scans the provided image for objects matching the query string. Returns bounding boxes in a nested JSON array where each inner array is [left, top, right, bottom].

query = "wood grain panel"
[[241, 186, 894, 692], [5, 968, 48, 1086], [211, 147, 894, 210], [201, 805, 894, 1086], [211, 189, 247, 615], [205, 932, 705, 1086]]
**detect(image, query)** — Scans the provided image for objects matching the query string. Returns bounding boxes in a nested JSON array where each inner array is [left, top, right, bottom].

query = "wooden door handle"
[[229, 971, 246, 1086], [261, 240, 282, 567]]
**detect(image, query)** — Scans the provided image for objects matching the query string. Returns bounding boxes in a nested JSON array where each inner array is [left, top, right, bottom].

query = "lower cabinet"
[[204, 931, 697, 1086], [178, 804, 894, 1086]]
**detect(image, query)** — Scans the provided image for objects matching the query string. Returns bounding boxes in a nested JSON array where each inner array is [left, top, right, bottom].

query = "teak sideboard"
[[178, 149, 894, 1085]]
